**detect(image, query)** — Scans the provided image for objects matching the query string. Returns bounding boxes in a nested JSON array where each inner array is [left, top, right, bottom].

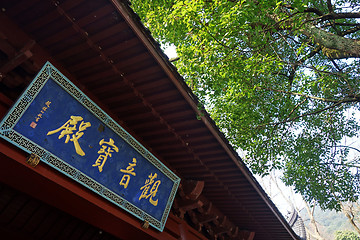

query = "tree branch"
[[303, 199, 326, 240], [339, 201, 360, 235], [321, 12, 360, 21], [329, 59, 354, 93], [333, 145, 360, 154], [256, 98, 354, 128], [288, 46, 321, 85], [327, 0, 334, 13], [320, 162, 360, 169], [272, 6, 360, 59], [256, 86, 343, 103], [286, 98, 308, 121], [197, 18, 232, 51], [283, 4, 324, 16], [304, 7, 324, 16], [340, 25, 360, 37], [323, 22, 360, 27]]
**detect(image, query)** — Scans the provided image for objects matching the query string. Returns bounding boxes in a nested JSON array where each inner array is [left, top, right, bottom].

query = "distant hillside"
[[300, 207, 357, 240]]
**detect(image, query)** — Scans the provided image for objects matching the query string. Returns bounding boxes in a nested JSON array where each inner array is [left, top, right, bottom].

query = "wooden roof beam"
[[138, 128, 171, 138], [125, 65, 161, 80], [160, 152, 192, 160], [4, 0, 41, 17], [39, 26, 76, 47], [91, 22, 128, 43], [55, 43, 89, 60], [134, 77, 169, 92], [76, 4, 114, 28], [67, 55, 106, 73], [205, 161, 234, 168], [126, 119, 162, 130], [144, 89, 180, 102], [170, 161, 203, 169], [101, 91, 137, 104], [0, 38, 16, 57], [179, 168, 209, 176], [169, 119, 202, 129], [115, 52, 151, 70], [153, 146, 186, 156], [195, 149, 225, 157], [109, 101, 144, 114], [0, 40, 34, 81], [200, 155, 229, 163], [191, 144, 223, 153], [186, 136, 218, 145], [78, 68, 115, 83], [91, 81, 128, 96]]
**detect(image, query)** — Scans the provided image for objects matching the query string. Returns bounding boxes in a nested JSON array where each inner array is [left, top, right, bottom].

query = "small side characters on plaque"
[[47, 115, 91, 156], [30, 101, 51, 129]]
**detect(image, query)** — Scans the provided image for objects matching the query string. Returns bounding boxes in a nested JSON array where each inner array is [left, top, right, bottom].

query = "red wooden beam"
[[76, 5, 114, 28], [0, 38, 16, 57], [0, 40, 34, 80]]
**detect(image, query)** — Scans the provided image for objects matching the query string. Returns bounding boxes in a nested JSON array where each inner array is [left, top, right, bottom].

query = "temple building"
[[0, 0, 300, 239]]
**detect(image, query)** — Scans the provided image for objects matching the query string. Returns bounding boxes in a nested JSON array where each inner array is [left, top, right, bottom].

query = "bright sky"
[[164, 44, 177, 59]]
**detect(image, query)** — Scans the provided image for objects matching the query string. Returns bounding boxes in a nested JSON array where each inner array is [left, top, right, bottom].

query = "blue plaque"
[[0, 62, 180, 231]]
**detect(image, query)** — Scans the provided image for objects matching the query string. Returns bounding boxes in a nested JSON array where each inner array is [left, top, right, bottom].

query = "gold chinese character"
[[119, 158, 137, 188], [139, 173, 161, 206], [119, 175, 131, 189], [93, 138, 118, 172], [120, 158, 136, 176], [47, 116, 91, 156]]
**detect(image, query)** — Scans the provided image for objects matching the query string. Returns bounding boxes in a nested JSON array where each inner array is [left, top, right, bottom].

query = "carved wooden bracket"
[[173, 180, 256, 240], [182, 179, 204, 200], [237, 230, 255, 240]]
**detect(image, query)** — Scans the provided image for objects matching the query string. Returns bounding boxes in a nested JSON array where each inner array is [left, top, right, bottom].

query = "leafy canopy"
[[131, 0, 360, 210]]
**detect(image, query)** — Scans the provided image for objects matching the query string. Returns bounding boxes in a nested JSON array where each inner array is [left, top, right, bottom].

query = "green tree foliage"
[[130, 0, 360, 210], [335, 230, 360, 240]]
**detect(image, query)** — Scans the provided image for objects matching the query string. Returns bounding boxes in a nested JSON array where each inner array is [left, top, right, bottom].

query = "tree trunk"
[[301, 25, 360, 59]]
